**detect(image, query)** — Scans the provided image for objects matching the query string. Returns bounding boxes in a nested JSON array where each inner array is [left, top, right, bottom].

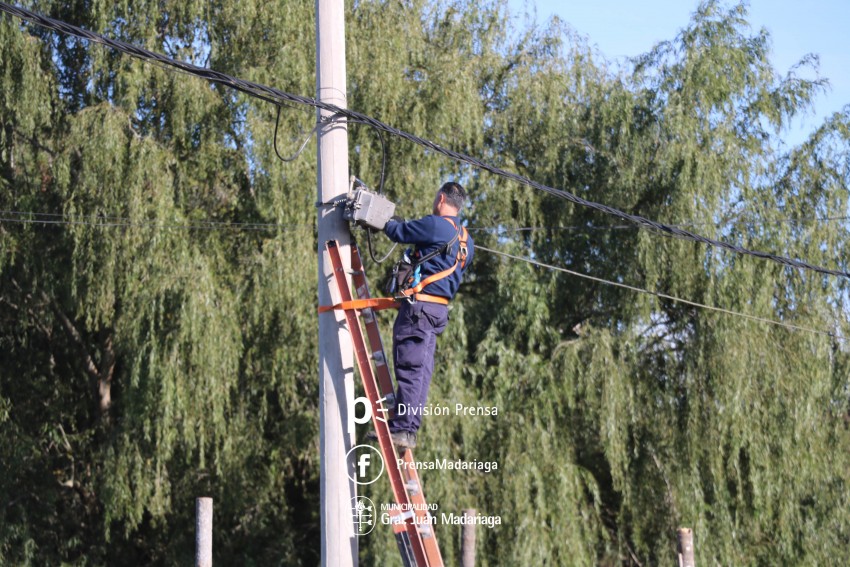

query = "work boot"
[[365, 429, 416, 450], [400, 431, 417, 450]]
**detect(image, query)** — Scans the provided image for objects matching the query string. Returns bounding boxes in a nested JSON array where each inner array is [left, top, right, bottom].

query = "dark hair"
[[438, 181, 466, 210]]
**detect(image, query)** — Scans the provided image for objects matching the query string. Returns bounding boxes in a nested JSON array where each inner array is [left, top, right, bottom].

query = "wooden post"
[[677, 527, 695, 567], [196, 497, 213, 567], [461, 508, 476, 567]]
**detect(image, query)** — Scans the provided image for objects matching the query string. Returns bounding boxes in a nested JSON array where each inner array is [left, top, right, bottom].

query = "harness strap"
[[318, 297, 400, 313], [412, 293, 449, 305], [402, 217, 468, 298], [402, 263, 458, 296], [444, 218, 469, 270]]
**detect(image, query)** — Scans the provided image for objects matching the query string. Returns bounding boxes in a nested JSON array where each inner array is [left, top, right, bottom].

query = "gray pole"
[[461, 508, 477, 567], [677, 527, 695, 567], [316, 0, 356, 565], [195, 497, 212, 567]]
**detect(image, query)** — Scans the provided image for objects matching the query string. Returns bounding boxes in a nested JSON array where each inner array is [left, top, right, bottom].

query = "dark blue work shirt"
[[384, 215, 474, 299]]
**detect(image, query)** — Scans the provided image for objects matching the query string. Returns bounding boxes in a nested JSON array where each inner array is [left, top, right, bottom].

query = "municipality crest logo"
[[352, 496, 376, 536]]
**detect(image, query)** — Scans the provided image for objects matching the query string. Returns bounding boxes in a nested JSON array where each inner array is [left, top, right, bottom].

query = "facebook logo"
[[358, 453, 371, 478], [346, 444, 384, 485]]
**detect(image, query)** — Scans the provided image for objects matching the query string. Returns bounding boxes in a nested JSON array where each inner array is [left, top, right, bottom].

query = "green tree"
[[463, 2, 850, 565], [1, 0, 848, 565]]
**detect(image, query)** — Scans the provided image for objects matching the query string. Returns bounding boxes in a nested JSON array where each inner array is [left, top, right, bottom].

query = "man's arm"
[[384, 215, 439, 245]]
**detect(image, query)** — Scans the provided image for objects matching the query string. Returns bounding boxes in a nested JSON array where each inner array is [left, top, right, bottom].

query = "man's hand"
[[388, 215, 404, 224]]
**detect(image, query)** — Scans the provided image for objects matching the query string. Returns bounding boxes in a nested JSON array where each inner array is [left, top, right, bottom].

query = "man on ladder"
[[367, 181, 474, 450]]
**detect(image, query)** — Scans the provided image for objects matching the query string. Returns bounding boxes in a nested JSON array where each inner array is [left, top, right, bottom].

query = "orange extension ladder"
[[322, 240, 444, 567]]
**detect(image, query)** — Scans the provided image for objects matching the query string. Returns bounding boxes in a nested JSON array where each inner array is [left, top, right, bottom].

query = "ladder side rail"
[[401, 449, 443, 567], [400, 449, 444, 563], [350, 243, 445, 567], [350, 243, 397, 415], [391, 511, 417, 567], [325, 241, 431, 567]]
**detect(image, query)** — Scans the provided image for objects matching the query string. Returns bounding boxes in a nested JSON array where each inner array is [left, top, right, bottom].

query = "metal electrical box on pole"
[[316, 0, 357, 565]]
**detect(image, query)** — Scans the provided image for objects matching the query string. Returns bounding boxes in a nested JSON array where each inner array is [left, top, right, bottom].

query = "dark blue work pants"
[[390, 300, 449, 434]]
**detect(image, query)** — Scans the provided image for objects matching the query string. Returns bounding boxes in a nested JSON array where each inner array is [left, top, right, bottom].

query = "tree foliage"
[[1, 0, 848, 565]]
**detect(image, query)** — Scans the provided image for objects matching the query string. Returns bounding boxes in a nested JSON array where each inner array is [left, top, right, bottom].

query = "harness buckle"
[[395, 293, 416, 305]]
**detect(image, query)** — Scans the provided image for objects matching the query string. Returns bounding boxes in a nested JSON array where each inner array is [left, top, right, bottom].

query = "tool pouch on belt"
[[384, 250, 415, 295]]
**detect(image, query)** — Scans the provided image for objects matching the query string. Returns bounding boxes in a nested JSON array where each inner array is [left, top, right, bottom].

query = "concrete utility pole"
[[316, 0, 357, 565]]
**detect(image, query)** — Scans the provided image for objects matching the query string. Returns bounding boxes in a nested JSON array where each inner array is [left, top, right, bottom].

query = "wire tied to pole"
[[273, 105, 322, 162]]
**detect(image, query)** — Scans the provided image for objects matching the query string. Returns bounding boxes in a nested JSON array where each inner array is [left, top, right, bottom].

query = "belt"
[[413, 293, 449, 305]]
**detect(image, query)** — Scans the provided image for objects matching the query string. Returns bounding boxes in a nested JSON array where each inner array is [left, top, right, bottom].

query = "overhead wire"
[[349, 116, 393, 263], [467, 215, 850, 234], [2, 208, 844, 339], [475, 244, 844, 342], [345, 118, 387, 194], [270, 105, 388, 194], [2, 209, 846, 235], [0, 1, 847, 278], [0, 210, 310, 231]]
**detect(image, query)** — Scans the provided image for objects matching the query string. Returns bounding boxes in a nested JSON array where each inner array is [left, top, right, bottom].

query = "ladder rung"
[[391, 510, 415, 524], [383, 392, 396, 410]]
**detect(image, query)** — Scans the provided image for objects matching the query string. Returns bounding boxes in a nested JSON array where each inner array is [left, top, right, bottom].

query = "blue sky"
[[506, 0, 850, 147]]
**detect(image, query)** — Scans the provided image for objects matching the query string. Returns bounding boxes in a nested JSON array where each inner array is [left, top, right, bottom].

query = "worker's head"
[[433, 181, 466, 216]]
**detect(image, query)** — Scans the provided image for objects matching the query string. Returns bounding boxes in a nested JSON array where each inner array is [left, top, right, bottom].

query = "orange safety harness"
[[319, 217, 468, 313], [398, 217, 468, 305]]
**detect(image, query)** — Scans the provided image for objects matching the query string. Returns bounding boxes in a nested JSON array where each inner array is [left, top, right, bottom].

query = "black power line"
[[476, 244, 844, 341], [1, 209, 845, 235], [467, 215, 850, 233], [2, 205, 843, 337], [0, 210, 310, 231], [1, 1, 848, 279]]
